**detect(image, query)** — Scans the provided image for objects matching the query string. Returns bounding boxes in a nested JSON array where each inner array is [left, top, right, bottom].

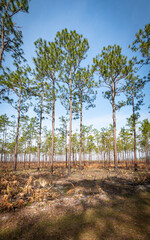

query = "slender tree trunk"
[[79, 94, 83, 170], [132, 95, 137, 171], [37, 90, 43, 171], [89, 150, 91, 165], [0, 21, 4, 67], [73, 149, 75, 165], [24, 140, 26, 169], [1, 151, 3, 162], [109, 145, 111, 166], [14, 89, 21, 171], [65, 126, 68, 168], [103, 151, 105, 168], [112, 85, 118, 171], [1, 132, 4, 162], [51, 75, 55, 173], [24, 151, 26, 169], [45, 151, 47, 162], [29, 140, 32, 169], [146, 150, 149, 163], [139, 150, 141, 160], [83, 145, 85, 166], [68, 71, 72, 175], [4, 129, 7, 162], [2, 130, 5, 162]]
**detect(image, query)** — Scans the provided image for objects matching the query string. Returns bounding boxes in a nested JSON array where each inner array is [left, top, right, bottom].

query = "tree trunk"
[[103, 151, 105, 168], [83, 145, 85, 166], [29, 140, 32, 169], [65, 126, 68, 168], [0, 20, 4, 67], [79, 94, 83, 170], [51, 74, 55, 173], [24, 151, 26, 169], [68, 71, 72, 175], [89, 151, 91, 165], [37, 90, 43, 171], [73, 149, 75, 165], [45, 151, 47, 162], [132, 95, 137, 171], [109, 146, 111, 166], [112, 84, 118, 171], [14, 89, 21, 171], [146, 150, 149, 164], [1, 146, 3, 162]]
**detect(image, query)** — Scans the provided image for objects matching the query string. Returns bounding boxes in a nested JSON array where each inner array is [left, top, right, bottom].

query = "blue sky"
[[1, 0, 150, 132]]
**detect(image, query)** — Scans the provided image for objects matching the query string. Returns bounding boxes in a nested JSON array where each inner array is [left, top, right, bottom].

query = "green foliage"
[[55, 29, 89, 112], [139, 119, 150, 153], [130, 23, 150, 82], [93, 44, 133, 106], [4, 63, 32, 113], [33, 38, 63, 82], [42, 129, 52, 154], [57, 116, 68, 140], [55, 29, 89, 69], [118, 127, 133, 152], [99, 125, 113, 153], [75, 67, 97, 113], [33, 38, 64, 117], [130, 23, 150, 65], [124, 74, 145, 130], [0, 114, 10, 160], [0, 0, 29, 66]]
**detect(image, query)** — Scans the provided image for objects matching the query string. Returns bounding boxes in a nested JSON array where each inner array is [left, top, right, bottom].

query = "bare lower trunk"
[[1, 148, 3, 162], [146, 151, 148, 163], [73, 149, 75, 165], [109, 147, 111, 166], [45, 151, 47, 162], [29, 140, 32, 169], [0, 20, 4, 67], [65, 126, 68, 168], [24, 152, 26, 169], [37, 90, 43, 171], [103, 151, 105, 168], [79, 96, 83, 170], [83, 146, 85, 166], [89, 151, 91, 165], [1, 130, 5, 162], [68, 71, 72, 175], [112, 85, 118, 171], [51, 75, 55, 173], [14, 89, 21, 171], [132, 95, 137, 171]]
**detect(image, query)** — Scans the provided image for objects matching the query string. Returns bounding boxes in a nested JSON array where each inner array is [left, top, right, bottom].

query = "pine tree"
[[55, 29, 89, 175], [139, 119, 150, 163], [124, 74, 145, 170], [93, 44, 133, 171], [0, 114, 10, 162], [75, 67, 96, 169], [57, 116, 69, 168], [33, 38, 63, 172], [4, 63, 31, 170]]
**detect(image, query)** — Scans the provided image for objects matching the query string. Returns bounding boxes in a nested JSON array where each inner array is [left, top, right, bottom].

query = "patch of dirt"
[[0, 167, 150, 240]]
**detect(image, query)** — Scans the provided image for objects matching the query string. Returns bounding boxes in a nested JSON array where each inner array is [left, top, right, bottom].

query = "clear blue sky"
[[1, 0, 150, 132]]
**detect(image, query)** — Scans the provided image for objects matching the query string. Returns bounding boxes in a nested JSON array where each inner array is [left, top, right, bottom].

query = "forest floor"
[[0, 164, 150, 240]]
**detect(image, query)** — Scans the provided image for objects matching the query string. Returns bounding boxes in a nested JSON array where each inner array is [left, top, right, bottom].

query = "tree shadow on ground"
[[1, 175, 150, 240]]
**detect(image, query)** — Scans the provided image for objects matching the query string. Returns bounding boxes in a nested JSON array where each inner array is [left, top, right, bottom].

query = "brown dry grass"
[[0, 164, 150, 240]]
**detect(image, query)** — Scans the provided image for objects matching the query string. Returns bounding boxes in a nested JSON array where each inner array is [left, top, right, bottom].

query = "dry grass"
[[0, 165, 150, 240]]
